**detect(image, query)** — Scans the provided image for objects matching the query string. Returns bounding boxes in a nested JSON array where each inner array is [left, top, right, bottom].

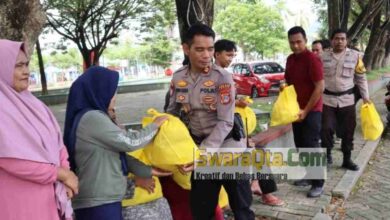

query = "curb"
[[332, 139, 380, 199]]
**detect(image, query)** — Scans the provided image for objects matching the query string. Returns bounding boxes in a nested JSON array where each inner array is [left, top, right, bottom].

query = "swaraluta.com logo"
[[193, 147, 327, 181]]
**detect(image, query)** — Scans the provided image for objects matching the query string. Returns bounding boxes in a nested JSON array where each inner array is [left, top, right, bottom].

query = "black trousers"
[[258, 178, 277, 194], [292, 111, 325, 187], [190, 176, 255, 220], [321, 104, 356, 154]]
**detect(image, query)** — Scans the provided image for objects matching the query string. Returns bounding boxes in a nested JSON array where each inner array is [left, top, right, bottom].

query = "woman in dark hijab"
[[63, 66, 168, 220]]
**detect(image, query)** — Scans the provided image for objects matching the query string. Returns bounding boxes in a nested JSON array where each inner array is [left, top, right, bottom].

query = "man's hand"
[[363, 98, 371, 104], [235, 98, 249, 108], [297, 109, 308, 122], [177, 163, 194, 175]]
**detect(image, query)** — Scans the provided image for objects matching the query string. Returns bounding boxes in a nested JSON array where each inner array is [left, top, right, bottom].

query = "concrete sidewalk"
[[252, 88, 388, 220]]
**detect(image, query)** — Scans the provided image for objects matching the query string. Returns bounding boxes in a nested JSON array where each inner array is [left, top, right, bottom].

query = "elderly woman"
[[63, 66, 168, 220], [0, 40, 78, 220]]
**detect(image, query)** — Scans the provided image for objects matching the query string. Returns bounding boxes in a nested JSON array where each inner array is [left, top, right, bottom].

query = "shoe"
[[342, 160, 359, 171], [342, 151, 359, 171], [293, 179, 311, 186], [307, 186, 323, 198], [261, 194, 285, 206]]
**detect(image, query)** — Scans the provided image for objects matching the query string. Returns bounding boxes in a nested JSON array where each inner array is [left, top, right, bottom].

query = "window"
[[233, 64, 242, 74], [253, 64, 270, 74], [241, 65, 251, 76], [267, 63, 285, 73]]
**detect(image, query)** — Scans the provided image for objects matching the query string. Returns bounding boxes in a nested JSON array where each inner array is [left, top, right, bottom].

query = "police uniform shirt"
[[167, 64, 245, 149], [321, 48, 369, 108]]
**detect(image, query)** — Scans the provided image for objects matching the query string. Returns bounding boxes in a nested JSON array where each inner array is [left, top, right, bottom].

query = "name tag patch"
[[175, 88, 189, 93], [200, 88, 216, 93]]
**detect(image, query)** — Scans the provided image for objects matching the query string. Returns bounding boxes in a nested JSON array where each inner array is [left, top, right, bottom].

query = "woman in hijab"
[[0, 40, 78, 220], [63, 66, 168, 220]]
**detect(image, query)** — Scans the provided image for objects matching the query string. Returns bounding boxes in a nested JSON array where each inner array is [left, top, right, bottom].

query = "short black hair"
[[184, 23, 215, 46], [331, 29, 348, 39], [312, 40, 323, 46], [321, 39, 331, 49], [214, 39, 237, 53], [287, 26, 306, 39]]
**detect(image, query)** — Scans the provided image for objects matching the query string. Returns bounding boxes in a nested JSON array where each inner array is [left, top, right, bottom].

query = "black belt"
[[190, 132, 233, 145], [324, 88, 354, 96]]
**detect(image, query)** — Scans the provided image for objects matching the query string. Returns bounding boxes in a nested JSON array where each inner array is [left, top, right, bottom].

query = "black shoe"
[[307, 186, 323, 198], [293, 179, 311, 186], [342, 160, 359, 171]]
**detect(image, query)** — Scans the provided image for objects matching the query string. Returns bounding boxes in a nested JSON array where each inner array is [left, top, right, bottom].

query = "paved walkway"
[[252, 88, 387, 220], [342, 134, 390, 220], [49, 89, 168, 131]]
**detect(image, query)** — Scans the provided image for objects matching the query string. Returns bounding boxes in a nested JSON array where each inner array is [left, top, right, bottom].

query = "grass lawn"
[[366, 66, 390, 81]]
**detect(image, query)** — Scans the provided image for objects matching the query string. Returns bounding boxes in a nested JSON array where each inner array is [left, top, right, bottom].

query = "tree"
[[315, 0, 390, 70], [214, 2, 286, 60], [0, 0, 47, 94], [0, 0, 46, 53], [35, 39, 48, 95], [175, 0, 214, 44], [140, 0, 177, 68], [45, 0, 145, 68]]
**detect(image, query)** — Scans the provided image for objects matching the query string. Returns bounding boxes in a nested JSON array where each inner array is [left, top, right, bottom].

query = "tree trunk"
[[175, 0, 214, 65], [373, 29, 388, 69], [328, 0, 341, 38], [340, 0, 351, 31], [0, 0, 45, 55], [363, 12, 382, 71], [383, 38, 390, 67], [175, 0, 214, 43], [347, 0, 383, 41], [36, 39, 48, 95]]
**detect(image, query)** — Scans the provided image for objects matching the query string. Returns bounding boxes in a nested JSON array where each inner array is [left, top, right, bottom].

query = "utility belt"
[[190, 113, 246, 145], [324, 87, 354, 96]]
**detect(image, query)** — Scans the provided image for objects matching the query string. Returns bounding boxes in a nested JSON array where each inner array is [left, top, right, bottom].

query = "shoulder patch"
[[218, 83, 231, 91], [218, 83, 232, 105]]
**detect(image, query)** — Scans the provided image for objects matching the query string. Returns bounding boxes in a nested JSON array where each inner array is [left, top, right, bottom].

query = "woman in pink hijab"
[[0, 39, 78, 220]]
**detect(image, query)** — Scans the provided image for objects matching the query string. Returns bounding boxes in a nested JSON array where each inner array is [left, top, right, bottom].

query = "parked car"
[[231, 62, 285, 97]]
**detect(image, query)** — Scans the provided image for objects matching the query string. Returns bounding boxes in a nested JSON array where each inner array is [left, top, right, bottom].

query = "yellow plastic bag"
[[361, 103, 384, 140], [122, 150, 163, 206], [141, 108, 199, 165], [235, 97, 257, 135], [270, 85, 300, 126], [218, 187, 229, 208]]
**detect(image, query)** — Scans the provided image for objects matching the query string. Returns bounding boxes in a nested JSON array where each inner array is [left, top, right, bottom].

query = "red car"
[[231, 62, 285, 97]]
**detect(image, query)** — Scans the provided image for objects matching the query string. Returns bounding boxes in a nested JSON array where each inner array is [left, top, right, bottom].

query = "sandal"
[[253, 190, 262, 196], [261, 194, 285, 206]]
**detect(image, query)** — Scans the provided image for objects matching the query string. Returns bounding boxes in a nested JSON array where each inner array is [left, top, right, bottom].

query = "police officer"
[[167, 24, 254, 220], [321, 29, 370, 171]]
